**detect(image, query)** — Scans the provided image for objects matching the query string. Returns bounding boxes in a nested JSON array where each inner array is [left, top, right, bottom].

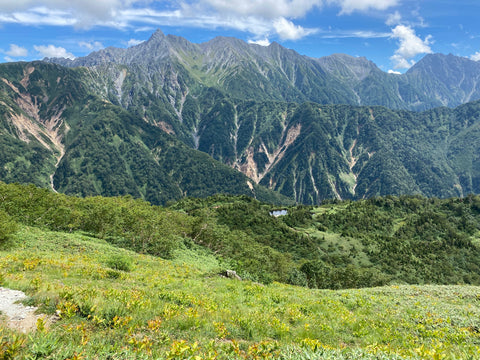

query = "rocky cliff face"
[[0, 62, 81, 190]]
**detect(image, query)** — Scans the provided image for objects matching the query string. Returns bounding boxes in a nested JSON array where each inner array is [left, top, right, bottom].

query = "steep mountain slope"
[[2, 60, 480, 205], [406, 53, 480, 106], [48, 29, 480, 114], [3, 30, 480, 205], [50, 30, 354, 105], [0, 62, 79, 189], [0, 61, 292, 205], [314, 54, 433, 111], [167, 89, 479, 204], [44, 32, 480, 200]]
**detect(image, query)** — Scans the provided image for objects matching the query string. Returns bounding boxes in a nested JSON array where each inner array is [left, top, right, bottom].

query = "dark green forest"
[[184, 98, 480, 204]]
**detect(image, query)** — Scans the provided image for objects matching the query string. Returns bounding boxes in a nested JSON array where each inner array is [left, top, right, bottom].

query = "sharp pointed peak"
[[148, 29, 166, 42]]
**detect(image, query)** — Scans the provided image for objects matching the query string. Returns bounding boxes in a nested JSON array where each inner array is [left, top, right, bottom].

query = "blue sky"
[[0, 0, 479, 73]]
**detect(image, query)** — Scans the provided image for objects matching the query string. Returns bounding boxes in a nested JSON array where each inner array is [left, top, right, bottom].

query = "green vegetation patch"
[[1, 225, 480, 359]]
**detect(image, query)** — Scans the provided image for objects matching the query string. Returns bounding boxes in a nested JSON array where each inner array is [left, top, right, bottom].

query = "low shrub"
[[105, 254, 133, 272], [0, 209, 18, 246]]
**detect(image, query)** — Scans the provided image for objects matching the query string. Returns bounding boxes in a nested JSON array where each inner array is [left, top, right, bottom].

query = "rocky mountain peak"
[[201, 36, 252, 58], [407, 53, 479, 75], [148, 29, 166, 42], [43, 29, 480, 111]]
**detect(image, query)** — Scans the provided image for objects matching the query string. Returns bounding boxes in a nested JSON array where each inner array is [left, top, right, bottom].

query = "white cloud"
[[134, 26, 155, 33], [6, 44, 28, 57], [195, 0, 322, 19], [392, 25, 432, 58], [320, 30, 390, 39], [110, 8, 188, 31], [118, 7, 270, 36], [0, 0, 400, 43], [127, 39, 144, 47], [248, 38, 271, 46], [273, 17, 318, 40], [180, 0, 394, 41], [177, 1, 319, 40], [119, 6, 311, 41], [390, 25, 432, 69], [34, 44, 75, 59], [196, 0, 398, 18], [385, 10, 401, 26], [0, 1, 142, 28], [79, 41, 104, 50], [388, 69, 401, 74], [470, 52, 480, 61], [0, 6, 75, 26], [329, 0, 399, 14], [390, 54, 413, 69], [4, 56, 14, 62]]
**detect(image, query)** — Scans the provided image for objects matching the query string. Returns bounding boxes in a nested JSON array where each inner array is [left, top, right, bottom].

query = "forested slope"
[[0, 62, 291, 205], [2, 45, 480, 205], [1, 182, 480, 289]]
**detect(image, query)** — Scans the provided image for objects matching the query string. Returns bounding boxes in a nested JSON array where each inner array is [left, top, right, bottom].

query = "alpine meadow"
[[1, 28, 480, 359]]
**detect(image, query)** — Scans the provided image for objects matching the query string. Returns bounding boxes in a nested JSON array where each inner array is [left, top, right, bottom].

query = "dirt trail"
[[0, 287, 49, 333]]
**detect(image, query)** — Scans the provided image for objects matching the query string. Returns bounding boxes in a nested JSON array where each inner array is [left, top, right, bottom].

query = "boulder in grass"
[[221, 270, 242, 281]]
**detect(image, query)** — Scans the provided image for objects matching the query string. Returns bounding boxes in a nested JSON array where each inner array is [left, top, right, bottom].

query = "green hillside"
[[1, 184, 480, 359], [2, 29, 480, 359], [1, 182, 480, 288], [0, 62, 291, 206], [191, 98, 480, 203], [2, 61, 480, 205]]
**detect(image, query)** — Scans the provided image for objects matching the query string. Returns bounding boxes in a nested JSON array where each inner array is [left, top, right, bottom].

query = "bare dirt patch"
[[0, 287, 53, 333]]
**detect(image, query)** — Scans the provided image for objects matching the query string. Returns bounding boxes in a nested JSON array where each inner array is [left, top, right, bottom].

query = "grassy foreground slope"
[[1, 226, 480, 359], [0, 183, 479, 358]]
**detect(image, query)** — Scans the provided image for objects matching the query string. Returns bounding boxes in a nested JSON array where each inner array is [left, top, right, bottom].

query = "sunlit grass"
[[1, 226, 480, 359]]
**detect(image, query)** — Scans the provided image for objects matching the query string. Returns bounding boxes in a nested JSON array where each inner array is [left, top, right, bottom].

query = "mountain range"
[[1, 29, 480, 204], [49, 30, 480, 111]]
